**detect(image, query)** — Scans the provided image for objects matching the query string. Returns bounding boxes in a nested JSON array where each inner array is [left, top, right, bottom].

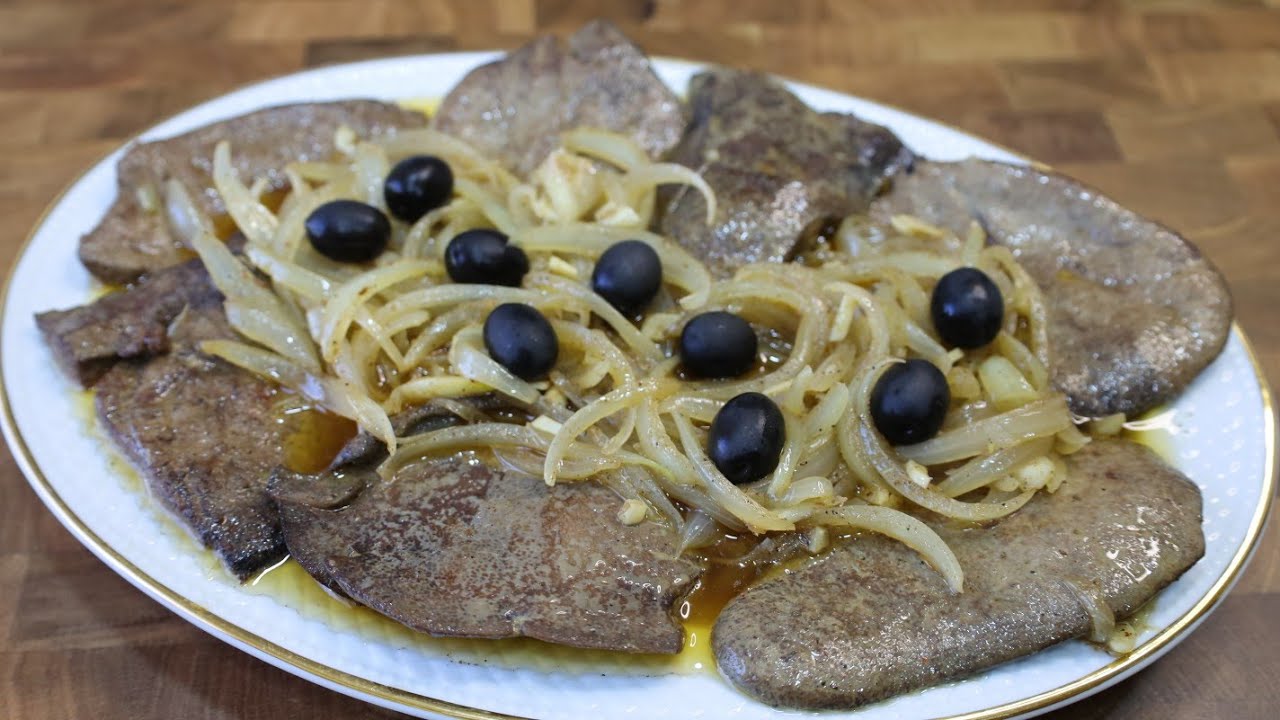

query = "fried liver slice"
[[658, 68, 913, 277], [94, 295, 289, 579], [80, 100, 425, 283], [871, 158, 1232, 417], [432, 20, 686, 177], [271, 419, 702, 654], [36, 259, 216, 387], [713, 440, 1204, 708]]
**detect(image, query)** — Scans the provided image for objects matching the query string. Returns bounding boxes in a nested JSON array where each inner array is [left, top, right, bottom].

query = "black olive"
[[679, 311, 758, 378], [591, 240, 662, 315], [870, 359, 950, 446], [445, 229, 529, 286], [483, 303, 558, 380], [304, 200, 391, 263], [384, 155, 454, 223], [708, 392, 786, 485], [931, 267, 1003, 349]]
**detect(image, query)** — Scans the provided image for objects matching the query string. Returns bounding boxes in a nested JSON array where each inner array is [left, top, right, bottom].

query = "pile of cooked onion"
[[181, 119, 1095, 593]]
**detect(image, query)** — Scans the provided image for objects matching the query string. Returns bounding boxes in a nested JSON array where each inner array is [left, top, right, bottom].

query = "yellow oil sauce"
[[76, 356, 1184, 678], [72, 390, 229, 578], [1094, 595, 1160, 656], [279, 405, 357, 473], [73, 390, 142, 496], [246, 558, 711, 675], [1091, 404, 1180, 655], [674, 542, 777, 672]]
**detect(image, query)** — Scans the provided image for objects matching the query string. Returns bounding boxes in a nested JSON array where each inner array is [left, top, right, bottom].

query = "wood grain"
[[2, 1, 1277, 718]]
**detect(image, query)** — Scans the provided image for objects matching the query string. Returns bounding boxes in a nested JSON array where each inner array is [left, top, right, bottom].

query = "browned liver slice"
[[657, 68, 913, 278], [271, 441, 702, 654], [870, 158, 1232, 418], [95, 298, 290, 580], [432, 19, 686, 177], [35, 259, 217, 387], [80, 100, 426, 284], [712, 439, 1205, 709]]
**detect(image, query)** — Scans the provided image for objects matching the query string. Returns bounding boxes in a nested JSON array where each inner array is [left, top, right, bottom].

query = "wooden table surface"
[[3, 1, 1279, 718]]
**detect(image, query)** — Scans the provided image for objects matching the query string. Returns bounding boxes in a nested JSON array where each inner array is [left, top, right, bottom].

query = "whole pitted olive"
[[931, 267, 1004, 349], [708, 392, 786, 485], [483, 303, 558, 380], [591, 240, 663, 315], [870, 359, 951, 446], [679, 311, 758, 378], [445, 229, 529, 287], [384, 155, 453, 223], [304, 200, 391, 263]]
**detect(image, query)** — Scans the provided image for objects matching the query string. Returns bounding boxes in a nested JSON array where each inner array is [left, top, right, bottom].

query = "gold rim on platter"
[[0, 55, 1275, 720]]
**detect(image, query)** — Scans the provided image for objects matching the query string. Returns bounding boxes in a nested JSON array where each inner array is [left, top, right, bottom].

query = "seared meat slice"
[[270, 413, 702, 654], [432, 20, 686, 176], [80, 101, 426, 284], [95, 293, 290, 580], [35, 259, 217, 387], [658, 69, 913, 277], [871, 159, 1232, 418], [713, 440, 1205, 709]]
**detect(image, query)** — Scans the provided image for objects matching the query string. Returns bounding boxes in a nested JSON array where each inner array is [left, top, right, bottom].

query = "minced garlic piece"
[[947, 366, 982, 401], [135, 184, 159, 213], [806, 526, 829, 553], [334, 125, 357, 156], [906, 460, 932, 487], [529, 415, 563, 435], [1013, 456, 1055, 491], [617, 499, 648, 525], [594, 201, 643, 227], [531, 149, 601, 223]]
